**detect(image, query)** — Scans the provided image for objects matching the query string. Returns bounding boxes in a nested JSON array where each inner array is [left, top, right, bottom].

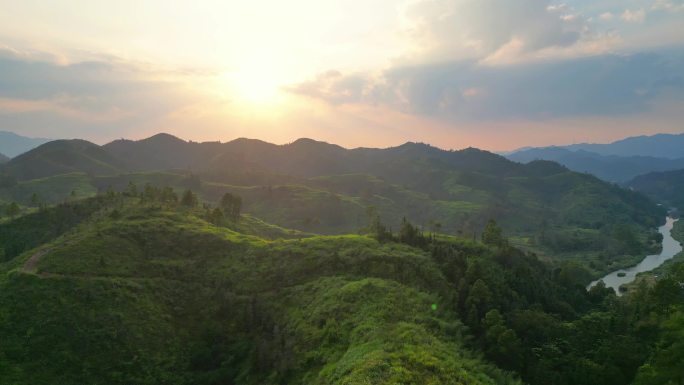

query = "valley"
[[2, 3, 684, 383], [0, 133, 682, 384]]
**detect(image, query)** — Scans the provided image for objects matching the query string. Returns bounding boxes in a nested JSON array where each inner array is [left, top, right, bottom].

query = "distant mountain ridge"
[[0, 133, 664, 264], [3, 139, 125, 180], [564, 133, 684, 159], [508, 146, 684, 182], [0, 153, 8, 163], [506, 132, 684, 182], [102, 133, 522, 178], [628, 169, 684, 212], [0, 131, 51, 158]]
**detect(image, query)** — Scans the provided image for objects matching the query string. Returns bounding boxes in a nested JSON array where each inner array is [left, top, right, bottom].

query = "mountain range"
[[507, 147, 684, 183], [506, 133, 684, 183], [627, 168, 684, 212], [0, 131, 51, 158], [540, 133, 684, 159], [0, 132, 681, 385], [0, 132, 666, 278]]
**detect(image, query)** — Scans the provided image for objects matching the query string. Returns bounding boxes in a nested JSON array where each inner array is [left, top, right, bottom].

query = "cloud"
[[288, 0, 684, 126], [652, 0, 684, 12], [400, 0, 603, 65], [0, 46, 202, 140], [621, 9, 646, 23], [289, 52, 684, 121], [284, 70, 377, 105]]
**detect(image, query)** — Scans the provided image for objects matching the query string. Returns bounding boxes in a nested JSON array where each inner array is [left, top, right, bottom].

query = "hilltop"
[[505, 133, 684, 183], [0, 133, 666, 277], [3, 139, 125, 181], [0, 191, 679, 385]]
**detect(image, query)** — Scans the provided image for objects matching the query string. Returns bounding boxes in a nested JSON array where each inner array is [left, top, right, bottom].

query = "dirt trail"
[[21, 249, 50, 273]]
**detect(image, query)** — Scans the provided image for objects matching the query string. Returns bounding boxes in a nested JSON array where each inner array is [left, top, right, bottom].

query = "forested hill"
[[103, 135, 524, 177], [3, 139, 125, 180], [0, 134, 666, 277], [628, 168, 684, 212], [0, 153, 8, 164], [507, 147, 684, 183], [0, 193, 681, 385]]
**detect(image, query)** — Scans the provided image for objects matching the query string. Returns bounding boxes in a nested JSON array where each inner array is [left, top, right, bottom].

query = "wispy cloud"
[[290, 52, 684, 121], [621, 9, 646, 23], [652, 0, 684, 12], [0, 46, 204, 140]]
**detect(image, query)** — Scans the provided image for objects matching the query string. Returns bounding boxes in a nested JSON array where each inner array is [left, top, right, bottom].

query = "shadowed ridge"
[[5, 139, 124, 180], [103, 133, 223, 171]]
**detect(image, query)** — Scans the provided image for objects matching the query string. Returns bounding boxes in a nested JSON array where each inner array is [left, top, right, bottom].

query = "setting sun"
[[2, 1, 684, 384], [218, 52, 288, 106]]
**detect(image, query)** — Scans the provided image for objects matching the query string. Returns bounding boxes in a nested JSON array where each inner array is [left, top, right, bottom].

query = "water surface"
[[588, 217, 681, 295]]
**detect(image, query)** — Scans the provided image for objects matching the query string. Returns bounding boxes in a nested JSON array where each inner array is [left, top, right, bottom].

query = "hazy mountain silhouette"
[[3, 139, 125, 180], [564, 133, 684, 159], [508, 146, 684, 182], [0, 131, 51, 158], [628, 168, 684, 211]]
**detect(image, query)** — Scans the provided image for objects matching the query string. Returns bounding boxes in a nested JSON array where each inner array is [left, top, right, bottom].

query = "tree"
[[482, 219, 505, 247], [6, 202, 20, 219], [30, 193, 40, 207], [483, 309, 522, 370], [209, 208, 224, 225], [365, 207, 392, 242], [125, 181, 138, 197], [219, 192, 242, 221], [587, 280, 615, 303], [398, 217, 426, 247], [465, 279, 492, 330], [181, 190, 198, 207], [160, 187, 178, 204]]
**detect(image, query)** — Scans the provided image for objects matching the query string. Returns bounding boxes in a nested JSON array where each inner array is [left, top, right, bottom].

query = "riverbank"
[[622, 219, 684, 293], [588, 216, 682, 295]]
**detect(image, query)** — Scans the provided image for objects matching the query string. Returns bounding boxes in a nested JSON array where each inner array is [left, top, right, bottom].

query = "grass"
[[0, 200, 520, 384], [0, 166, 665, 282]]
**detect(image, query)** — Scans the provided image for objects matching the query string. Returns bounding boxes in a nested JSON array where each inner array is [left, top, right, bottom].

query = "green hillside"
[[0, 194, 516, 385], [0, 153, 8, 164], [0, 189, 681, 385], [2, 140, 124, 181], [0, 135, 667, 277], [628, 168, 684, 212]]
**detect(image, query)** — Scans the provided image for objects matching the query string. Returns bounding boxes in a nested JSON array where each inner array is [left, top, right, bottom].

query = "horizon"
[[4, 129, 684, 154], [1, 1, 683, 150], [3, 2, 684, 380]]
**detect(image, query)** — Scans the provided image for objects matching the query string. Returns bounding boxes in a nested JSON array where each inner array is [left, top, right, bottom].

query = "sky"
[[0, 0, 683, 151]]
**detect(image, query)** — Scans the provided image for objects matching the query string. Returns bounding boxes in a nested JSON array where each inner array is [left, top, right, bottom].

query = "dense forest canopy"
[[0, 134, 682, 385], [0, 187, 681, 384], [0, 135, 666, 278]]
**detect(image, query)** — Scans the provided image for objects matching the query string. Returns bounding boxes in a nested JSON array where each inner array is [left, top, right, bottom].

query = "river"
[[588, 217, 682, 295]]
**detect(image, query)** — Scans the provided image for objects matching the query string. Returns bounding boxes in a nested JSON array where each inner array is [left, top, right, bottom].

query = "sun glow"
[[219, 53, 288, 106]]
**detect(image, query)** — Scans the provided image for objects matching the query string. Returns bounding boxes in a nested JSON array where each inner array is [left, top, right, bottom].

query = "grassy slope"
[[0, 202, 518, 385], [0, 166, 665, 278]]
